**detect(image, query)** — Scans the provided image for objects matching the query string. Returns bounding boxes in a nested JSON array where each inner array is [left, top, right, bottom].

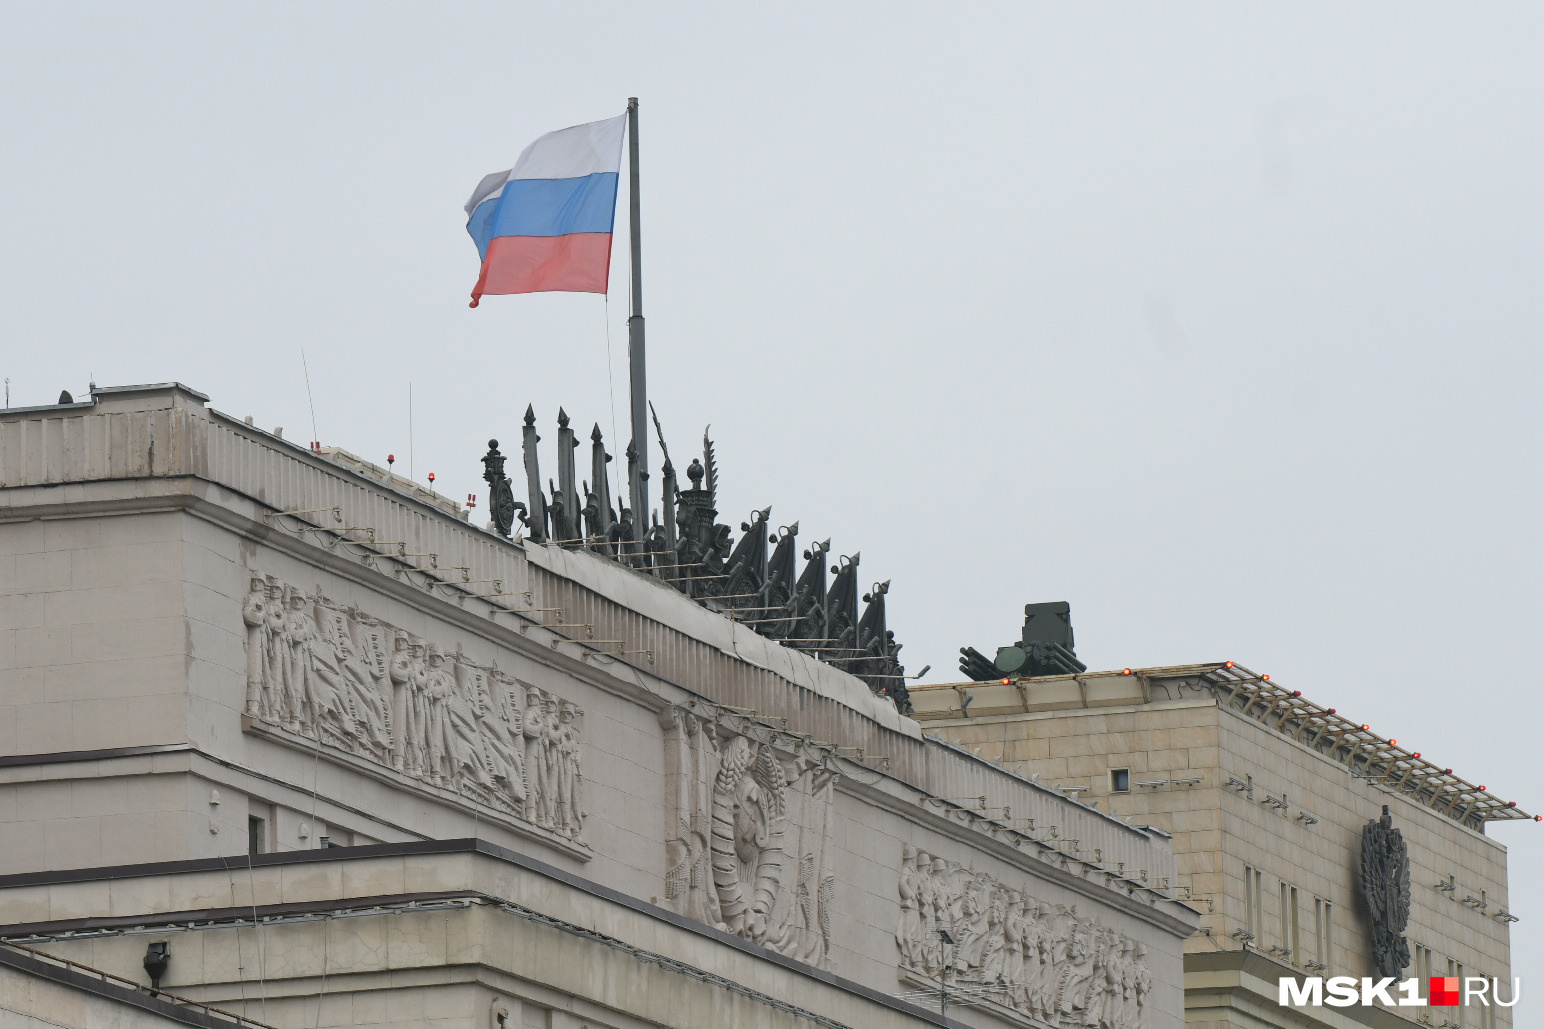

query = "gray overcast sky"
[[3, 2, 1541, 1001]]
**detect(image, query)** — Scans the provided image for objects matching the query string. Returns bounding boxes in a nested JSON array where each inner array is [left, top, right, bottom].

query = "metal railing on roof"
[[1201, 662, 1531, 829], [910, 661, 1532, 829]]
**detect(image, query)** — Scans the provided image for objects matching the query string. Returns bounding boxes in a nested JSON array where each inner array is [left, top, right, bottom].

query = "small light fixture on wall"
[[143, 942, 170, 990]]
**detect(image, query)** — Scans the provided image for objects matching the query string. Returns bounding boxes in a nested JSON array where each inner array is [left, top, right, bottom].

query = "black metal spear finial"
[[650, 403, 679, 564], [556, 408, 578, 541], [590, 424, 615, 546], [521, 406, 546, 542]]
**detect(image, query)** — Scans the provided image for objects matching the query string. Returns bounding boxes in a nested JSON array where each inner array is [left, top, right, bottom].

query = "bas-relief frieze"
[[240, 573, 586, 847], [661, 706, 838, 966], [897, 846, 1153, 1029]]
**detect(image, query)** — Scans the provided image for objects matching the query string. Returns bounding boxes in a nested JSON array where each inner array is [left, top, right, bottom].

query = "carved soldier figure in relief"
[[390, 636, 431, 777], [386, 633, 417, 771], [557, 700, 584, 838], [1105, 938, 1133, 1029], [522, 688, 548, 825], [913, 854, 938, 973], [980, 882, 1008, 985], [263, 581, 288, 722], [1032, 901, 1058, 1021], [1003, 892, 1027, 999], [423, 646, 456, 786], [287, 592, 331, 734], [242, 575, 271, 719], [926, 857, 952, 974], [896, 846, 922, 968], [541, 693, 563, 830], [951, 872, 988, 979]]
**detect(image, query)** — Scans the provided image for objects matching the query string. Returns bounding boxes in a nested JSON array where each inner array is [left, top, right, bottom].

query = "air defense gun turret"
[[959, 601, 1087, 681]]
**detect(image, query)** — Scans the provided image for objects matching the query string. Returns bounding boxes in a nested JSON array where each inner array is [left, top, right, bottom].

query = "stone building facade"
[[913, 663, 1524, 1027], [0, 383, 1200, 1029]]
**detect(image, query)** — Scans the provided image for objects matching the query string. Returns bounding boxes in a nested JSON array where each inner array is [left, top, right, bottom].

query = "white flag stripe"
[[508, 113, 627, 182], [464, 168, 511, 217]]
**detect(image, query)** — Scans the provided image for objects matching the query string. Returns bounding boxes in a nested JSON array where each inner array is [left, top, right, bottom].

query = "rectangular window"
[[1276, 882, 1299, 958], [1244, 865, 1254, 940], [1109, 768, 1131, 793], [247, 815, 267, 856], [1447, 961, 1465, 1027], [1286, 885, 1300, 961], [1321, 901, 1334, 967], [1314, 899, 1329, 966], [1243, 865, 1264, 942], [1254, 868, 1264, 942], [1413, 943, 1432, 991], [1278, 882, 1289, 955]]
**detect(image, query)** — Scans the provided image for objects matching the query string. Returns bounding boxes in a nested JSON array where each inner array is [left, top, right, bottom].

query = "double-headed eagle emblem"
[[1360, 805, 1412, 979]]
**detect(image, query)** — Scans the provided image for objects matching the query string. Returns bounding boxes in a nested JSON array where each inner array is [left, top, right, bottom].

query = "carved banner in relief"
[[241, 573, 585, 844], [896, 846, 1152, 1028], [661, 706, 838, 966]]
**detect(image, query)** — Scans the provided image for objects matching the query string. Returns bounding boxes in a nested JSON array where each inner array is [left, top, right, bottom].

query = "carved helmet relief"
[[240, 572, 587, 847]]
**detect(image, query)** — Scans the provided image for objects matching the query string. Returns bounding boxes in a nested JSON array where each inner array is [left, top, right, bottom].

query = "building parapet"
[[911, 662, 1531, 831]]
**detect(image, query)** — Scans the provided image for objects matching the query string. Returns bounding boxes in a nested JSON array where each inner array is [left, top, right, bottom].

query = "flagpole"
[[626, 97, 648, 544]]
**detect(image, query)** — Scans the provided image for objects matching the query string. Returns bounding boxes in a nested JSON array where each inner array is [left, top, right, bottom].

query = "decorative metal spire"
[[481, 406, 913, 712], [521, 406, 546, 542]]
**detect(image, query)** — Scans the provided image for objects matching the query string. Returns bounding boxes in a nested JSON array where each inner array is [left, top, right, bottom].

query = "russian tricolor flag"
[[465, 114, 626, 306]]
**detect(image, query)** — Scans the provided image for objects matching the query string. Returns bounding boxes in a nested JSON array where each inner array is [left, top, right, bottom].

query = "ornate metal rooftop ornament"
[[1360, 805, 1412, 980], [480, 439, 524, 539], [478, 408, 913, 713]]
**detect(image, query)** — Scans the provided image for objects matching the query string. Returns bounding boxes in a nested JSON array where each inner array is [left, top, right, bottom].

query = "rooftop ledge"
[[910, 661, 1532, 826]]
